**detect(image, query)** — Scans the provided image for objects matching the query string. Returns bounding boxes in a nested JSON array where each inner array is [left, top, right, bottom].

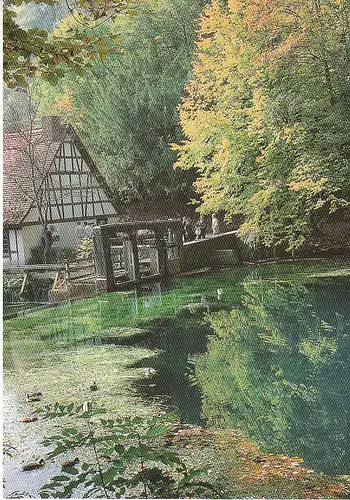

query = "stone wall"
[[181, 232, 242, 271]]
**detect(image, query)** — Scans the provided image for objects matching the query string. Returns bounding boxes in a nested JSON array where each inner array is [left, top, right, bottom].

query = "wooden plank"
[[130, 232, 141, 282], [93, 226, 115, 291], [100, 220, 182, 239], [18, 272, 29, 297], [4, 264, 66, 272], [52, 271, 60, 290]]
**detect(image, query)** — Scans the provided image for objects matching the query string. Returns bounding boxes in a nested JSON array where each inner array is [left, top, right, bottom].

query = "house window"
[[3, 228, 10, 259]]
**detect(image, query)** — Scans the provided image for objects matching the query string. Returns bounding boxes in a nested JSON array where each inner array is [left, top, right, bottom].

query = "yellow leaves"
[[250, 185, 276, 206], [228, 0, 242, 14], [282, 123, 306, 144], [289, 177, 328, 193], [54, 90, 73, 112], [110, 34, 121, 44], [96, 39, 108, 61], [237, 221, 261, 242], [289, 180, 315, 191]]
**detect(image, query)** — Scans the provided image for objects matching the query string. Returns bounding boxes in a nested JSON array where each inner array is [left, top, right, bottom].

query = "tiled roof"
[[3, 129, 62, 226]]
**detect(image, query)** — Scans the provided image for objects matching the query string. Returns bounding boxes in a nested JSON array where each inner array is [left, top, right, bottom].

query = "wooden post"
[[18, 272, 29, 298], [130, 231, 141, 282], [168, 227, 183, 275], [93, 226, 115, 291], [52, 271, 60, 290], [123, 231, 141, 282], [149, 238, 159, 276], [154, 230, 168, 277], [64, 260, 71, 280]]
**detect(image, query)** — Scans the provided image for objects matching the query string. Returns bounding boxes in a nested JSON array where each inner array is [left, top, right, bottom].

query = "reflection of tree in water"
[[195, 278, 350, 474], [131, 311, 212, 425]]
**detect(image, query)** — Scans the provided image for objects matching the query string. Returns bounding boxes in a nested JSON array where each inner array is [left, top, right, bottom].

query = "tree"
[[6, 90, 58, 263], [32, 0, 203, 203], [3, 0, 146, 87], [3, 87, 37, 132], [174, 0, 350, 252]]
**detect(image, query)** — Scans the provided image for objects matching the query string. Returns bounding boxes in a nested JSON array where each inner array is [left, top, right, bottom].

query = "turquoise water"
[[3, 259, 350, 495], [195, 274, 350, 474]]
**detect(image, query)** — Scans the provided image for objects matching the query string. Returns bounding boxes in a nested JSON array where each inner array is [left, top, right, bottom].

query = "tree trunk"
[[42, 226, 52, 264]]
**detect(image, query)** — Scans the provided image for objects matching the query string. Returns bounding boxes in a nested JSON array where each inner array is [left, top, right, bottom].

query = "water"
[[3, 259, 350, 496]]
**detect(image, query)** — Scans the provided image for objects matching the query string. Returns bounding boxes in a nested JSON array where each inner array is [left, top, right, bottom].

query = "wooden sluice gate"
[[4, 225, 243, 303], [93, 219, 183, 292]]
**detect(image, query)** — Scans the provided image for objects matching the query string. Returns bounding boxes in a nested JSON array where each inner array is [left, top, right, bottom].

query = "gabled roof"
[[3, 124, 124, 227], [3, 129, 62, 226]]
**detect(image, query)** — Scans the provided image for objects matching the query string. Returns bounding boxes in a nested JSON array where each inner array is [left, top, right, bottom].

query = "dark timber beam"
[[123, 231, 141, 281], [93, 219, 183, 292], [100, 219, 182, 239], [93, 226, 115, 291]]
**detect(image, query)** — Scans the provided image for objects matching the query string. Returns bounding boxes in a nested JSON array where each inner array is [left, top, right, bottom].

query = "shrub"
[[38, 402, 218, 499]]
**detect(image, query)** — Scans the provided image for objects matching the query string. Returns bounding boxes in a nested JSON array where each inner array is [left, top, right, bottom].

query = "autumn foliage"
[[174, 0, 350, 251]]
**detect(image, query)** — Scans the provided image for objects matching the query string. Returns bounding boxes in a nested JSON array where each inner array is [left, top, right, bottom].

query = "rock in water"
[[27, 392, 43, 398], [26, 393, 42, 403], [63, 457, 79, 467], [18, 416, 38, 423], [22, 459, 45, 471]]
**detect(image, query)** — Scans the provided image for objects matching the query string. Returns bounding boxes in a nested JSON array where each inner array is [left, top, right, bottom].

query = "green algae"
[[3, 258, 350, 497]]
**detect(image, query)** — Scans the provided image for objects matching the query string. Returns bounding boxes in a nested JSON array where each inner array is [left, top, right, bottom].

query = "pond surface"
[[3, 259, 350, 496]]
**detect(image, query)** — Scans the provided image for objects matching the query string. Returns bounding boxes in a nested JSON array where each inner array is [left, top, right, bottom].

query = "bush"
[[3, 275, 24, 302], [29, 247, 75, 264], [76, 238, 93, 262], [38, 402, 219, 499]]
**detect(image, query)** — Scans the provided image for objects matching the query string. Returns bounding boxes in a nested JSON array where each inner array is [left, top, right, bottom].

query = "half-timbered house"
[[3, 116, 121, 265]]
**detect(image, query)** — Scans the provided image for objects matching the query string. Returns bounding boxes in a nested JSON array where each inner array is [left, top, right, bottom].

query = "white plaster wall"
[[21, 214, 119, 262], [22, 225, 43, 262], [8, 229, 25, 265]]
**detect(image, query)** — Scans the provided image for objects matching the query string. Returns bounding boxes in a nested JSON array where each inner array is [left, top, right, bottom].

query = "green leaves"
[[39, 401, 218, 498], [174, 0, 350, 253], [33, 0, 203, 203], [3, 0, 149, 87]]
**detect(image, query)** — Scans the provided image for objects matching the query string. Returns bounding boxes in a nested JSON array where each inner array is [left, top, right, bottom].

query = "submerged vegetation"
[[19, 402, 350, 499], [196, 278, 350, 474], [38, 403, 218, 499], [3, 261, 350, 497]]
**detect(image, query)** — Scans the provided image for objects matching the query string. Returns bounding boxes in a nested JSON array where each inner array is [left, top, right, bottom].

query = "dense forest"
[[174, 0, 350, 250], [4, 0, 350, 250]]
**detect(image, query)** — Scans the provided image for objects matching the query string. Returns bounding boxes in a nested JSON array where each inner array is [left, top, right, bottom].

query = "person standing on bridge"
[[212, 214, 220, 235], [182, 216, 195, 242], [195, 215, 207, 240]]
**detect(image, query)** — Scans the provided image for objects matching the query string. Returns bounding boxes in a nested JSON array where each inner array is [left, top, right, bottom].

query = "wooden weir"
[[93, 219, 183, 292]]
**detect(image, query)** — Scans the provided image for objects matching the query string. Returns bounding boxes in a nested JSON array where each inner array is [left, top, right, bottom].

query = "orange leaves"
[[305, 481, 348, 499], [326, 482, 348, 496], [172, 427, 349, 498], [289, 180, 315, 191], [236, 449, 309, 485]]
